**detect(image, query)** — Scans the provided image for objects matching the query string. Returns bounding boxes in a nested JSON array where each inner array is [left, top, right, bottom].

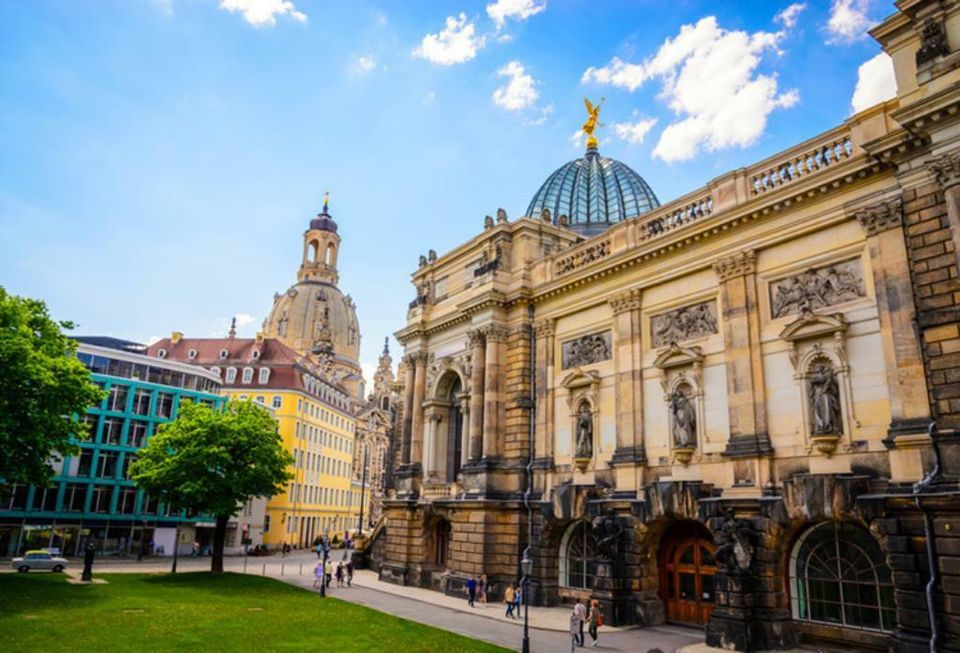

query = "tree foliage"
[[131, 399, 293, 571], [0, 287, 105, 486]]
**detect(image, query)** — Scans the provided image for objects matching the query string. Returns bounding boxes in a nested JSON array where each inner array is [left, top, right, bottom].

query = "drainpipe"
[[913, 421, 942, 653]]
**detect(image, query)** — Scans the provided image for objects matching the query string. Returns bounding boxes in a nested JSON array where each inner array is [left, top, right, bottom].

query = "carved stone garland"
[[653, 344, 706, 465]]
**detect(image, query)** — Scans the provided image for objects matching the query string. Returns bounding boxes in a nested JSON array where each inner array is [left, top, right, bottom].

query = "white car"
[[12, 550, 68, 573]]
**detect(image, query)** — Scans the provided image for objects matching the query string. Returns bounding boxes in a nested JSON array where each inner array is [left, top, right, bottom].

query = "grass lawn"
[[0, 572, 509, 652]]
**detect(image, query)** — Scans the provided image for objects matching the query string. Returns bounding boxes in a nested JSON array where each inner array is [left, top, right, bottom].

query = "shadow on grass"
[[138, 571, 312, 599], [0, 574, 108, 615]]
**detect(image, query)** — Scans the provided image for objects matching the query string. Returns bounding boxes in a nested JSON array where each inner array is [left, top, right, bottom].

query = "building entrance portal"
[[659, 521, 716, 626]]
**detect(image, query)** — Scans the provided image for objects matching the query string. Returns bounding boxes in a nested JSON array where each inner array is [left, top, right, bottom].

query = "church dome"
[[309, 209, 338, 233], [265, 281, 361, 367], [526, 144, 660, 237]]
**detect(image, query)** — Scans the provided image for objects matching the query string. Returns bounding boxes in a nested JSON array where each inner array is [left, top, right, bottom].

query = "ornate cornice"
[[928, 152, 960, 190], [466, 328, 485, 349], [855, 198, 903, 237], [713, 251, 757, 282], [608, 288, 642, 315], [481, 325, 509, 343]]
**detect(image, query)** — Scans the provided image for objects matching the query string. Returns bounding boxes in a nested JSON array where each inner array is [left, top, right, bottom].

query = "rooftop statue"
[[582, 97, 605, 149]]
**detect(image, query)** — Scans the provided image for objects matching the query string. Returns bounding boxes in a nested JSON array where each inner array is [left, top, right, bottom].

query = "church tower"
[[299, 192, 341, 285]]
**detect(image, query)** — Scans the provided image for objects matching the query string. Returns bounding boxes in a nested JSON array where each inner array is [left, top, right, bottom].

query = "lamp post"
[[357, 445, 369, 536], [171, 522, 180, 574], [520, 548, 532, 653], [319, 528, 329, 598]]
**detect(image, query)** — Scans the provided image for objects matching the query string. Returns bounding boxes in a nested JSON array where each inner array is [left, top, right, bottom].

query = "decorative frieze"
[[555, 239, 611, 276], [713, 251, 757, 282], [608, 288, 642, 315], [770, 259, 866, 318], [651, 301, 718, 347], [854, 198, 903, 237], [928, 153, 960, 190], [561, 331, 612, 369], [482, 325, 509, 343]]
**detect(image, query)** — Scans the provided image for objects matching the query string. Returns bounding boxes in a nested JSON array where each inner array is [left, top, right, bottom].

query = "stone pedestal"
[[590, 561, 634, 626]]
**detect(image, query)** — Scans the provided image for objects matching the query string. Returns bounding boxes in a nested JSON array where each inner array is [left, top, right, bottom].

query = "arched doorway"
[[659, 521, 716, 626], [434, 519, 451, 568], [559, 520, 598, 590], [445, 377, 463, 482]]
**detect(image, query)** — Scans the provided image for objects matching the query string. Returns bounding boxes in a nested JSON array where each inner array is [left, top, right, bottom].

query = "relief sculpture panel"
[[651, 300, 718, 347], [561, 331, 612, 369], [770, 259, 866, 318]]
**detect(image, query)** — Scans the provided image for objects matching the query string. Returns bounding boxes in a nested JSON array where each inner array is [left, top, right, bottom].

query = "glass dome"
[[526, 145, 660, 236]]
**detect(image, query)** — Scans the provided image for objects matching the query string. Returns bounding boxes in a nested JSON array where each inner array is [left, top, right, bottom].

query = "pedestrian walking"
[[569, 610, 580, 653], [313, 560, 323, 589], [466, 575, 477, 607], [587, 599, 602, 647], [574, 598, 587, 646], [324, 557, 333, 587], [504, 584, 516, 619], [346, 560, 354, 587], [514, 584, 522, 615], [315, 541, 323, 559], [191, 540, 200, 557], [335, 562, 344, 588], [480, 574, 489, 607]]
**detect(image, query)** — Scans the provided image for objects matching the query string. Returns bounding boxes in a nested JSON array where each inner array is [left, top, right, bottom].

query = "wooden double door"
[[659, 524, 717, 626]]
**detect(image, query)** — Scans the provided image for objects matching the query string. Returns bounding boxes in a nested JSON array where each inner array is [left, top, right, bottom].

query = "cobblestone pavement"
[[3, 551, 705, 652]]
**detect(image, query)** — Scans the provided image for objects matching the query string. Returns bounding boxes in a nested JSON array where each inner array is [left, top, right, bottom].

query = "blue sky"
[[0, 0, 896, 382]]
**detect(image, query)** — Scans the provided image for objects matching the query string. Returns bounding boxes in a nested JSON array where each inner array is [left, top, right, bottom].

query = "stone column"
[[423, 410, 441, 480], [467, 329, 485, 461], [409, 353, 428, 469], [855, 198, 931, 441], [459, 396, 471, 467], [929, 153, 960, 272], [482, 326, 506, 459], [400, 355, 416, 465], [608, 289, 645, 466], [533, 319, 555, 460], [714, 251, 772, 457]]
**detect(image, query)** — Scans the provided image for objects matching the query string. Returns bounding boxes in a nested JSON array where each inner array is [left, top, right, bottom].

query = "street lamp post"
[[521, 549, 532, 653], [171, 522, 180, 574], [357, 446, 369, 536], [319, 529, 330, 598]]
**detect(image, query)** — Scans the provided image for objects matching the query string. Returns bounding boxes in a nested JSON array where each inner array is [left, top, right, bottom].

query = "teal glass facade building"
[[0, 338, 224, 557]]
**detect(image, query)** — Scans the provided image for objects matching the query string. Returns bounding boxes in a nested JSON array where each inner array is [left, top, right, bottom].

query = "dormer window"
[[219, 349, 229, 360], [258, 368, 270, 384], [157, 349, 167, 359], [225, 367, 237, 383], [242, 367, 254, 384], [252, 350, 261, 360], [188, 349, 197, 360]]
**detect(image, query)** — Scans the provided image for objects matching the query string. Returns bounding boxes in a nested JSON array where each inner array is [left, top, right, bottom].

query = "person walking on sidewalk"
[[324, 557, 333, 588], [479, 574, 489, 608], [335, 561, 344, 588], [514, 583, 522, 615], [313, 560, 323, 589], [346, 559, 354, 587], [587, 599, 602, 647], [569, 609, 580, 653], [504, 584, 516, 618], [573, 598, 587, 646], [465, 575, 478, 607]]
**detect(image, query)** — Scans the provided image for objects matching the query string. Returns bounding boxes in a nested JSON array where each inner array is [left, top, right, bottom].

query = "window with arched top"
[[242, 367, 253, 384], [325, 243, 335, 265], [560, 520, 599, 589], [219, 349, 229, 360], [309, 240, 319, 262], [225, 368, 237, 383], [790, 521, 895, 633], [210, 367, 221, 377], [157, 349, 167, 359], [258, 368, 270, 384]]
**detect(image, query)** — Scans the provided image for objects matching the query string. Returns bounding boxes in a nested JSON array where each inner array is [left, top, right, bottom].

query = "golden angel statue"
[[582, 97, 605, 148]]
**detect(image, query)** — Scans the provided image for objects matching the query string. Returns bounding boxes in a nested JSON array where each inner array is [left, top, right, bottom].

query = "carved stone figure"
[[418, 254, 428, 268], [670, 387, 697, 448], [575, 403, 593, 459], [651, 301, 718, 347], [810, 363, 842, 435], [591, 511, 623, 562], [561, 331, 612, 369], [714, 508, 754, 573], [484, 215, 494, 230], [770, 259, 865, 318], [428, 249, 437, 263], [496, 208, 508, 224]]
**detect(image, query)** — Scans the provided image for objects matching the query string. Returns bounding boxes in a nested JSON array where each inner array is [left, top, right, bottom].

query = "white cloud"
[[219, 0, 306, 28], [355, 54, 377, 73], [775, 3, 806, 29], [146, 335, 162, 346], [523, 103, 554, 126], [492, 60, 539, 111], [850, 52, 896, 113], [612, 117, 658, 145], [234, 313, 257, 327], [413, 13, 486, 66], [361, 362, 376, 390], [583, 16, 799, 163], [486, 0, 546, 29], [826, 0, 872, 43], [570, 129, 585, 149]]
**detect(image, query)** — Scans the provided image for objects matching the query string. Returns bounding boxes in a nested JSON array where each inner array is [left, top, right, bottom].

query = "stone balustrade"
[[747, 129, 854, 196]]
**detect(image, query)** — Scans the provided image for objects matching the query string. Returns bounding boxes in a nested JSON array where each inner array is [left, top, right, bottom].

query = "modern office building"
[[0, 337, 265, 557]]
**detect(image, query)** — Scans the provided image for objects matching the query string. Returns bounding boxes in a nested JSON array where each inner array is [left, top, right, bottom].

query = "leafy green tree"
[[0, 287, 104, 486], [131, 399, 293, 572]]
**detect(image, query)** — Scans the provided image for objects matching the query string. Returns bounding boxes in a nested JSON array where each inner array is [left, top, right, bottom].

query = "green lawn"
[[0, 572, 508, 652]]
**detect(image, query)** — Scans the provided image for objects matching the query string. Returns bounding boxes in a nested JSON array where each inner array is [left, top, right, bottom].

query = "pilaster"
[[608, 289, 646, 473]]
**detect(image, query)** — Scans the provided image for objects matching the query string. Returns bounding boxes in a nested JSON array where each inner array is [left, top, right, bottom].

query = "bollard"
[[281, 563, 285, 576], [243, 557, 248, 574], [299, 563, 303, 576], [262, 563, 266, 576]]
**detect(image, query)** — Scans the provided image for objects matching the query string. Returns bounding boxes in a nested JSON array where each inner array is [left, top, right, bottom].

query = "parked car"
[[12, 550, 68, 573]]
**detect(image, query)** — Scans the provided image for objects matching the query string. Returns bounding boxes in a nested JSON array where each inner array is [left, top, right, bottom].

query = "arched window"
[[560, 520, 598, 589], [225, 367, 237, 383], [325, 243, 335, 265], [210, 367, 221, 377], [309, 240, 319, 262], [242, 367, 254, 384], [258, 368, 270, 384], [790, 521, 895, 632]]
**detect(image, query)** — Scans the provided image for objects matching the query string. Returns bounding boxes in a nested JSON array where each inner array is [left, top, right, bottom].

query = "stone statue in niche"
[[810, 363, 842, 435], [670, 387, 697, 448], [561, 331, 612, 369], [651, 301, 718, 347], [575, 402, 593, 459], [770, 259, 865, 318]]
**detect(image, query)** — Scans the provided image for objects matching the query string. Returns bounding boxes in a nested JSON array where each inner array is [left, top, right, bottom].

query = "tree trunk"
[[212, 514, 229, 573]]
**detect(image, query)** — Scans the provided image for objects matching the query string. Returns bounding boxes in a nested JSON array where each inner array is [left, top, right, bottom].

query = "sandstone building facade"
[[376, 2, 960, 651]]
